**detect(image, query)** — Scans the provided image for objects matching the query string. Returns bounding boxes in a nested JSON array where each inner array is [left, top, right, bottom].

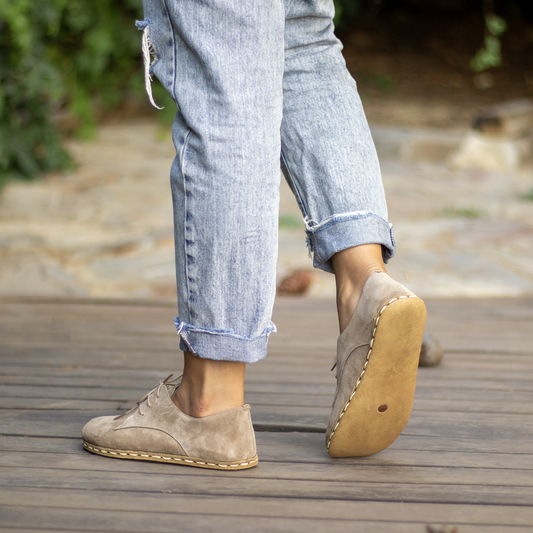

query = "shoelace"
[[114, 374, 181, 420]]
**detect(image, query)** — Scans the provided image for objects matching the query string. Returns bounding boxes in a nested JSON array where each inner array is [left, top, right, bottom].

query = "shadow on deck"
[[0, 296, 532, 532]]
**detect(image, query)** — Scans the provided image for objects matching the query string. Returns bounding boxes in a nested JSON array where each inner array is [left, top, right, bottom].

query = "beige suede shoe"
[[82, 376, 258, 470], [326, 271, 426, 457]]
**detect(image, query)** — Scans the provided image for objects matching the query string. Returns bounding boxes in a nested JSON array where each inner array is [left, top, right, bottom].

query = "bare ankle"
[[171, 352, 246, 417], [332, 244, 386, 333], [172, 385, 214, 417]]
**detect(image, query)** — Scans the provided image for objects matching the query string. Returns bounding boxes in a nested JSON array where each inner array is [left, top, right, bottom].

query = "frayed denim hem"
[[304, 212, 395, 274], [174, 318, 277, 363]]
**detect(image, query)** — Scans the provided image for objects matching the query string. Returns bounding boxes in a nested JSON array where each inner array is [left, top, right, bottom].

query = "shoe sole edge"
[[83, 441, 258, 470]]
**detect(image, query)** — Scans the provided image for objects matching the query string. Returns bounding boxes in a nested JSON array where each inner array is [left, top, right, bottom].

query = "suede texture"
[[326, 271, 417, 442], [82, 384, 256, 462]]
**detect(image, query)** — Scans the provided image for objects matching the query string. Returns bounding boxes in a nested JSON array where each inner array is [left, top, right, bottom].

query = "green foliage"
[[50, 0, 144, 137], [471, 14, 508, 72], [0, 0, 144, 182], [0, 0, 71, 181]]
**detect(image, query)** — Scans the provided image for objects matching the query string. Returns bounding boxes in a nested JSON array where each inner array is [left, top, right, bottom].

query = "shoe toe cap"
[[82, 415, 119, 447]]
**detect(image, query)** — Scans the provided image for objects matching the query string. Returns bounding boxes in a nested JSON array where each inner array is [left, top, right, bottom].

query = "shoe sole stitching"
[[83, 441, 258, 470], [326, 295, 418, 451]]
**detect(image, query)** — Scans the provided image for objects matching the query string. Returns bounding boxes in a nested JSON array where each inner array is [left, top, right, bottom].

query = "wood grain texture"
[[0, 297, 532, 531]]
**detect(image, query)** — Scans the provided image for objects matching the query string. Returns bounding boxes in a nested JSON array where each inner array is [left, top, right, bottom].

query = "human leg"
[[281, 0, 394, 275], [158, 0, 285, 421], [281, 0, 425, 457], [82, 0, 285, 469], [159, 0, 283, 365]]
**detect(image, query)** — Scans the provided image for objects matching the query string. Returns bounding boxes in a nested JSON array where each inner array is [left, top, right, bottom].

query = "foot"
[[82, 375, 258, 470], [326, 271, 426, 457]]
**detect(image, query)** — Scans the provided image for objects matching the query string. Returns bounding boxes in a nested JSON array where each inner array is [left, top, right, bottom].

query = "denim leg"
[[281, 0, 395, 274], [139, 0, 284, 363]]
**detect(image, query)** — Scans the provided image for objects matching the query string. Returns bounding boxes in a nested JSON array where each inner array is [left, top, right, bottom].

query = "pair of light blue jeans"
[[138, 0, 395, 364]]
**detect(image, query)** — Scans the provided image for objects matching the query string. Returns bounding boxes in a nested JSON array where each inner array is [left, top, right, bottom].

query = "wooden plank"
[[0, 373, 339, 395], [3, 406, 533, 434], [418, 359, 533, 373], [0, 333, 177, 349], [254, 406, 533, 434], [1, 294, 529, 318], [440, 352, 533, 363], [3, 396, 533, 416], [415, 379, 533, 392], [3, 450, 533, 488], [0, 521, 529, 533], [3, 352, 533, 385], [3, 298, 533, 356], [1, 434, 532, 470], [2, 505, 531, 533], [0, 369, 533, 404], [0, 522, 526, 533], [2, 367, 533, 394], [410, 399, 533, 415], [6, 349, 533, 365], [1, 486, 532, 527], [1, 374, 533, 406], [2, 410, 533, 454], [2, 296, 532, 324], [2, 333, 533, 357], [2, 384, 531, 409], [1, 297, 532, 532], [0, 338, 181, 354], [3, 380, 528, 404], [0, 385, 159, 401], [0, 398, 127, 410], [423, 297, 533, 318], [0, 366, 171, 381], [1, 465, 532, 505]]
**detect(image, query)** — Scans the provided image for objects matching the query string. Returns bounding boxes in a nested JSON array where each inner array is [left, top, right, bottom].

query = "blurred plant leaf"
[[486, 14, 507, 36], [470, 13, 507, 73], [0, 0, 144, 182]]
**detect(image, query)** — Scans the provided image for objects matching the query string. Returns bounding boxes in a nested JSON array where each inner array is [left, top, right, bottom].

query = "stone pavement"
[[1, 120, 532, 300]]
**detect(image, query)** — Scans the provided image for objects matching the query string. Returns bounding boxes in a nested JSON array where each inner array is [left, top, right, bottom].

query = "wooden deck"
[[0, 296, 532, 532]]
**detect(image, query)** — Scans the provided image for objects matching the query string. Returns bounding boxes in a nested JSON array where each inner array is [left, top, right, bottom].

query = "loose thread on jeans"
[[142, 27, 164, 110]]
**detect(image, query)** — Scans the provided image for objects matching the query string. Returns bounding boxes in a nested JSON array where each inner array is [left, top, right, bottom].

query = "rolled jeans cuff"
[[305, 212, 395, 274], [174, 318, 277, 363]]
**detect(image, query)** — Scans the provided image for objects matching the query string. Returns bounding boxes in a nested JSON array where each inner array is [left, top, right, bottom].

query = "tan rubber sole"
[[327, 296, 426, 457], [83, 441, 258, 470]]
